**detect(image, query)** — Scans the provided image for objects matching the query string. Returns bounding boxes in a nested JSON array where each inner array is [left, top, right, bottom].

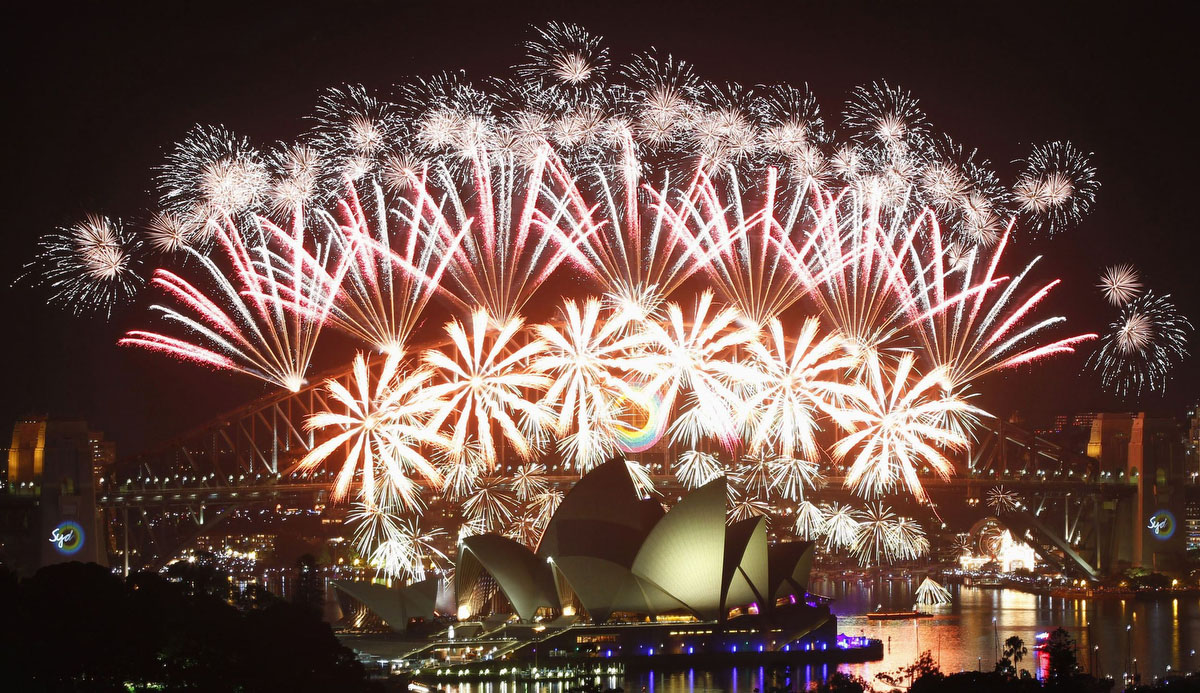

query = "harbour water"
[[432, 577, 1200, 693]]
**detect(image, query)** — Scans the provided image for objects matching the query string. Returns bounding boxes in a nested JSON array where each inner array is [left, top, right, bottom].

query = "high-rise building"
[[1186, 401, 1199, 474], [1, 416, 106, 574], [88, 430, 116, 476]]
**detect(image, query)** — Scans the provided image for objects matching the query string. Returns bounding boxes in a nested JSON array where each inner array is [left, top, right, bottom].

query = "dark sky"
[[3, 0, 1197, 456]]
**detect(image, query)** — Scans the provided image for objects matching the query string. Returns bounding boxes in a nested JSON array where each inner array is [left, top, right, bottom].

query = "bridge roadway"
[[95, 473, 1140, 509]]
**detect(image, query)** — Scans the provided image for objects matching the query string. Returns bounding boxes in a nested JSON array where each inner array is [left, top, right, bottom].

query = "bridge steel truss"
[[100, 359, 1162, 581]]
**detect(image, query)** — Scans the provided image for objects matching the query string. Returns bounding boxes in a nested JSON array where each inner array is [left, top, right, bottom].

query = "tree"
[[996, 635, 1028, 675], [816, 671, 869, 693], [1044, 627, 1079, 688], [294, 553, 325, 618], [880, 650, 943, 689], [0, 561, 374, 691]]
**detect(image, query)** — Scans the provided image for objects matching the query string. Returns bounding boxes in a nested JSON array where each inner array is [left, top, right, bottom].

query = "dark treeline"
[[0, 560, 376, 692]]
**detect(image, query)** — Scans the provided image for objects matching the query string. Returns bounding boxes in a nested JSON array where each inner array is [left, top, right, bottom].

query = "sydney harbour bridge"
[[97, 356, 1194, 582]]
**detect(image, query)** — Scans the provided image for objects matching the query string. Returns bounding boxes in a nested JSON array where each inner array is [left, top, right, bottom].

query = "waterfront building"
[[336, 459, 838, 662]]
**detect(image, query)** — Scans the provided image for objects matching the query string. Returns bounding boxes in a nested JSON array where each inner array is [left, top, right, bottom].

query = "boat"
[[866, 610, 934, 621]]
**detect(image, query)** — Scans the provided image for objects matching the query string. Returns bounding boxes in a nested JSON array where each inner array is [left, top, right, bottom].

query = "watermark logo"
[[1146, 510, 1175, 540], [49, 521, 85, 555]]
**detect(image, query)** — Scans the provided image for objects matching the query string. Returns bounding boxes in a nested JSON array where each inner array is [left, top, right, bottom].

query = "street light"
[[1126, 624, 1133, 678], [993, 617, 999, 664]]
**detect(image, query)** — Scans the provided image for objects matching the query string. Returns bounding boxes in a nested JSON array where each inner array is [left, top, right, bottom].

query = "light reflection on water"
[[817, 576, 1199, 683], [434, 578, 1199, 693]]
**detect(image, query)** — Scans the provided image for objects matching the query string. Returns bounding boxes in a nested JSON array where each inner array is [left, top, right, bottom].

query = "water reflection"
[[434, 578, 1199, 693], [818, 577, 1199, 682]]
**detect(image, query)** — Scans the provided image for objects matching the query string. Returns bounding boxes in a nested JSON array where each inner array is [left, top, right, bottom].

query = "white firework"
[[1098, 264, 1142, 307]]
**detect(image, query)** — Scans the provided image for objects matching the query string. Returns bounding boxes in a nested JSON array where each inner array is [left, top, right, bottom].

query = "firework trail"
[[397, 146, 595, 322], [904, 225, 1097, 401], [667, 167, 824, 326], [1086, 291, 1192, 397], [790, 185, 928, 359], [267, 180, 462, 355], [119, 214, 336, 391], [560, 159, 703, 319]]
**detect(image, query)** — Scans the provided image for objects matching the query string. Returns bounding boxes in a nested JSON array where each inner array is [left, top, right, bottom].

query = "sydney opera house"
[[336, 459, 868, 664]]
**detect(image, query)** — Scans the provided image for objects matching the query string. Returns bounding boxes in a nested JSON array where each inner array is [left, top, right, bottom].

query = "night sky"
[[3, 0, 1197, 456]]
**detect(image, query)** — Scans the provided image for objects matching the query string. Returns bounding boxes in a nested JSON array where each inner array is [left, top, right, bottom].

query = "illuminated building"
[[338, 459, 846, 663], [0, 416, 105, 573], [959, 528, 1038, 573], [88, 430, 116, 476]]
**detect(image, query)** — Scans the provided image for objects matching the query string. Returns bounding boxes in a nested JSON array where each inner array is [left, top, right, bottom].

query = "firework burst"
[[158, 125, 271, 233], [793, 500, 826, 540], [742, 317, 860, 459], [835, 352, 978, 503], [1012, 141, 1098, 237], [851, 502, 928, 566], [645, 290, 759, 447], [1097, 264, 1142, 307], [424, 310, 550, 467], [533, 298, 650, 471], [820, 502, 863, 552], [26, 22, 1116, 572], [295, 351, 446, 504], [675, 450, 724, 489], [987, 486, 1022, 514], [25, 214, 144, 316], [1086, 291, 1192, 397], [461, 476, 517, 535]]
